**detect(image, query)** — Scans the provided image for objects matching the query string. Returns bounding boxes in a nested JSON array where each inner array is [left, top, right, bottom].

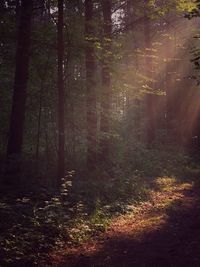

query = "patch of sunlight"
[[178, 182, 193, 190], [143, 214, 167, 226], [156, 176, 176, 188], [157, 197, 176, 209], [155, 176, 192, 192], [108, 176, 194, 242], [132, 214, 167, 239]]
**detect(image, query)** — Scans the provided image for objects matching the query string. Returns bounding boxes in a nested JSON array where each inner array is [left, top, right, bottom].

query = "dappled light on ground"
[[51, 176, 200, 267]]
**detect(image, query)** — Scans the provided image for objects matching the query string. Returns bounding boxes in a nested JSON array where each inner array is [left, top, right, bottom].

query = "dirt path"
[[51, 177, 200, 267]]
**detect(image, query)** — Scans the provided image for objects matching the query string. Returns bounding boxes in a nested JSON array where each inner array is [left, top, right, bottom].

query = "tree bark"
[[85, 0, 97, 169], [57, 0, 65, 184], [100, 0, 112, 164], [143, 9, 156, 145], [7, 0, 33, 177]]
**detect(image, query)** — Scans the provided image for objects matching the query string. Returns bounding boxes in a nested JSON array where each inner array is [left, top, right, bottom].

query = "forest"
[[1, 0, 200, 266]]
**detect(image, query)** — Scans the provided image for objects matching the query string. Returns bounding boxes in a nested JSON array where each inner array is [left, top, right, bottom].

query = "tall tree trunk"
[[165, 31, 179, 143], [57, 0, 65, 184], [100, 0, 112, 164], [165, 42, 173, 139], [126, 0, 141, 142], [6, 0, 33, 183], [35, 79, 44, 164], [144, 9, 156, 146], [85, 0, 97, 169]]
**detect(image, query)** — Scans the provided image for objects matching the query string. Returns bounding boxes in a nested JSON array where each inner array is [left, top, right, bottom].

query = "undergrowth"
[[0, 145, 197, 266]]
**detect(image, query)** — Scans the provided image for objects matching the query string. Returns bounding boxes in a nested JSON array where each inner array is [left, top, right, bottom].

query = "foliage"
[[0, 142, 192, 266]]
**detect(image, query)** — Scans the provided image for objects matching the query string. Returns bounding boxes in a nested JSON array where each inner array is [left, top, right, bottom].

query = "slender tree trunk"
[[126, 0, 141, 142], [85, 0, 97, 169], [165, 31, 178, 143], [6, 0, 33, 183], [99, 0, 112, 164], [165, 45, 173, 138], [35, 79, 44, 163], [144, 11, 156, 145], [57, 0, 65, 184]]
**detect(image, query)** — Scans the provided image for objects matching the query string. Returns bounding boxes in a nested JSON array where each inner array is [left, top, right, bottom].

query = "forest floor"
[[50, 176, 200, 267]]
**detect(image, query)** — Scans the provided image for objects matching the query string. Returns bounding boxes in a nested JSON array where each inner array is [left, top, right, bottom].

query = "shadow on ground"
[[56, 179, 200, 267]]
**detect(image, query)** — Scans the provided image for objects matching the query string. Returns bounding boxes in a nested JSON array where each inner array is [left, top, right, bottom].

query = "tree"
[[57, 0, 65, 184], [6, 0, 33, 183], [100, 0, 112, 164], [143, 3, 156, 145], [85, 0, 97, 169]]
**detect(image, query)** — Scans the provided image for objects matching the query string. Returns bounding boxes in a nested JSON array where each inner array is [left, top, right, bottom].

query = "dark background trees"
[[0, 0, 199, 183]]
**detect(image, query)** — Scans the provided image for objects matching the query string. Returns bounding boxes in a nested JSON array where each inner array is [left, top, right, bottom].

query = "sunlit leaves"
[[177, 0, 197, 12]]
